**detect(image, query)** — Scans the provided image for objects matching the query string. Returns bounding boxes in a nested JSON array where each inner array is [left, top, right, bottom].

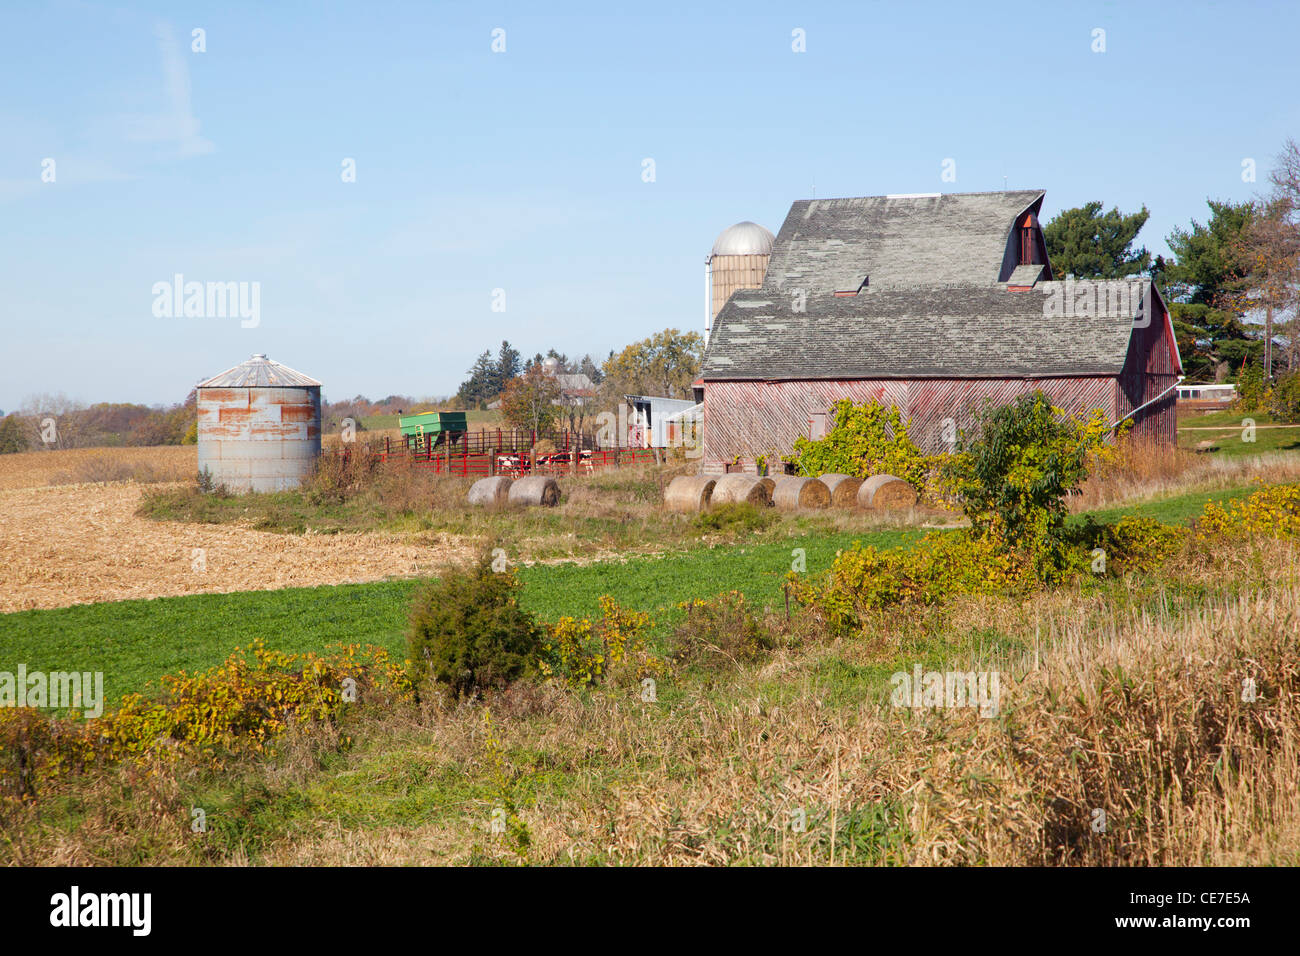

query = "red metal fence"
[[335, 435, 660, 478]]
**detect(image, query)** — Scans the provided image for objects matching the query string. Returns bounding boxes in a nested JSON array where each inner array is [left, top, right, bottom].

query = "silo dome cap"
[[710, 220, 775, 257], [197, 354, 322, 388]]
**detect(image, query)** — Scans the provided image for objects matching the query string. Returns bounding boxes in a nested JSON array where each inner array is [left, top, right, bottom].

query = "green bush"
[[1102, 516, 1190, 573], [942, 392, 1108, 582], [790, 531, 1037, 630], [1234, 362, 1272, 414], [692, 502, 776, 534], [671, 591, 775, 667], [0, 414, 27, 454], [1267, 369, 1300, 424], [790, 399, 931, 488], [406, 555, 545, 698]]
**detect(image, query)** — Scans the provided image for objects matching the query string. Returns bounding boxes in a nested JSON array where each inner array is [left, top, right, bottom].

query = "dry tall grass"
[[1076, 438, 1300, 512]]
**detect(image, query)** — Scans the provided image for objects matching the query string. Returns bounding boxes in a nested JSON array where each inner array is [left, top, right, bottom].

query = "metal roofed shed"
[[195, 354, 322, 493], [625, 395, 697, 448]]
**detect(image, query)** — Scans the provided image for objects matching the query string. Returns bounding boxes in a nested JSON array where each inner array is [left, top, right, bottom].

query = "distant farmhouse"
[[699, 190, 1182, 475]]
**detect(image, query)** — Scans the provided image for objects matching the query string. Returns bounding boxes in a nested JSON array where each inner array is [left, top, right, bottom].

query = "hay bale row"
[[858, 473, 917, 510], [711, 474, 771, 507], [665, 475, 715, 513], [467, 475, 513, 506], [817, 472, 862, 508], [771, 475, 830, 511]]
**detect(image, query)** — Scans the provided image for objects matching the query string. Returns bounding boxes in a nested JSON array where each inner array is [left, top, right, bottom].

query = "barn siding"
[[1115, 299, 1179, 446], [702, 377, 1118, 472]]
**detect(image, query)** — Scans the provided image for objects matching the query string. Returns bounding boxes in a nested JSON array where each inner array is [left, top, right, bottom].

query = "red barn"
[[700, 190, 1182, 474]]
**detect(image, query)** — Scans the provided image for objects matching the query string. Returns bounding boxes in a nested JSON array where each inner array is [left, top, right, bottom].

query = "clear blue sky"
[[2, 0, 1297, 410]]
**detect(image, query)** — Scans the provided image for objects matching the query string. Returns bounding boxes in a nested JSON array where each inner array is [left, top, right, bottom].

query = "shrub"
[[0, 640, 409, 800], [1267, 370, 1300, 424], [0, 414, 27, 454], [540, 596, 665, 688], [1096, 516, 1191, 575], [692, 502, 777, 535], [790, 399, 932, 488], [1196, 483, 1300, 541], [305, 446, 383, 505], [943, 392, 1108, 581], [1234, 362, 1272, 414], [406, 555, 545, 698], [790, 531, 1037, 631], [671, 591, 774, 667]]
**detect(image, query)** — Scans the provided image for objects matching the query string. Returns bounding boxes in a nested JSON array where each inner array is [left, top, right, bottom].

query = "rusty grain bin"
[[665, 475, 715, 513], [771, 475, 831, 510], [508, 475, 561, 507], [858, 474, 918, 511], [818, 473, 862, 508], [195, 354, 321, 494], [468, 476, 513, 506], [711, 474, 771, 507]]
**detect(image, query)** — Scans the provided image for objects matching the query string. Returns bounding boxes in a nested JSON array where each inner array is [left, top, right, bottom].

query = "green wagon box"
[[398, 411, 468, 447]]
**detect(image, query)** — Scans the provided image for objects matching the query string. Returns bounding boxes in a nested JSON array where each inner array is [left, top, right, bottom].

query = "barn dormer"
[[1002, 206, 1054, 287]]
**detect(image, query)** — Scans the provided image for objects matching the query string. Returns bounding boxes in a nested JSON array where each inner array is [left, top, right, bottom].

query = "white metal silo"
[[706, 220, 774, 344], [195, 354, 322, 493]]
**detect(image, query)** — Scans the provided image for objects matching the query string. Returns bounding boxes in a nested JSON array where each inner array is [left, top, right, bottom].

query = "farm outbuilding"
[[699, 190, 1183, 474], [195, 353, 322, 493], [625, 394, 698, 448]]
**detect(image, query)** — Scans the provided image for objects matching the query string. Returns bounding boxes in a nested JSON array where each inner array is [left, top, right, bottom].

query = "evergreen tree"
[[1042, 202, 1151, 279]]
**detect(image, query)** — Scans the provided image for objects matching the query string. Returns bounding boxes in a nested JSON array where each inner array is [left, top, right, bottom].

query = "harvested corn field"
[[0, 445, 196, 491], [0, 481, 470, 612]]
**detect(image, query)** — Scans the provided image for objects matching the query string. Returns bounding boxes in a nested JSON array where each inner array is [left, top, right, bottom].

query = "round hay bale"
[[771, 475, 831, 511], [756, 477, 776, 498], [467, 475, 513, 507], [508, 475, 561, 507], [711, 474, 771, 507], [858, 474, 918, 511], [817, 472, 862, 508], [664, 475, 716, 513]]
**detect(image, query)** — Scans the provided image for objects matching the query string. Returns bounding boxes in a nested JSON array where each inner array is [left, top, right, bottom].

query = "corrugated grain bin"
[[665, 476, 715, 513], [468, 476, 513, 506], [508, 476, 561, 507], [711, 474, 771, 507], [858, 474, 918, 510], [196, 354, 321, 494], [771, 475, 831, 510], [818, 473, 862, 508]]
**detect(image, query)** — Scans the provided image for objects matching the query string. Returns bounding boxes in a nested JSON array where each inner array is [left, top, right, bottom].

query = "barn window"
[[1019, 214, 1037, 265]]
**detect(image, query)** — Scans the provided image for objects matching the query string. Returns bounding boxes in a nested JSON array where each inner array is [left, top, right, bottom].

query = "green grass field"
[[1, 483, 1273, 704], [1177, 408, 1300, 457], [0, 527, 917, 702]]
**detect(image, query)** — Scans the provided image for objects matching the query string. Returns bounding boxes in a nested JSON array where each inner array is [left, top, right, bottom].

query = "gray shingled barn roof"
[[762, 190, 1045, 293], [702, 281, 1152, 380]]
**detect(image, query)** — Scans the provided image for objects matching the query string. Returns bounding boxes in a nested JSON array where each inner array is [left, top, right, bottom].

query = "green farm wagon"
[[397, 411, 468, 454]]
